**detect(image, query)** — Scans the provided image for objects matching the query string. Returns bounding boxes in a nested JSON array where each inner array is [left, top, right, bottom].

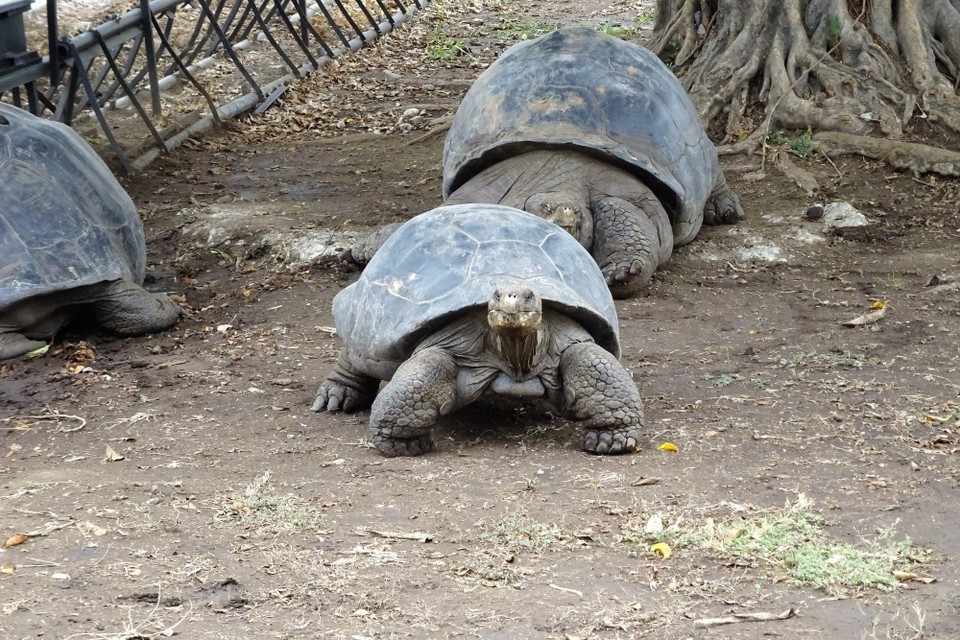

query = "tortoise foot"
[[583, 427, 640, 455], [371, 431, 435, 457]]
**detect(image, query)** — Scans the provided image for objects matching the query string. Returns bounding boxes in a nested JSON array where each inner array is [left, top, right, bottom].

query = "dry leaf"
[[659, 442, 679, 452], [105, 445, 125, 462], [843, 302, 887, 327], [649, 542, 672, 559], [1, 566, 14, 574], [3, 533, 28, 548], [893, 570, 936, 584]]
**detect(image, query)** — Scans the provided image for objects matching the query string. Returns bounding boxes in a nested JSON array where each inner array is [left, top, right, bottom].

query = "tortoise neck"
[[493, 327, 542, 376]]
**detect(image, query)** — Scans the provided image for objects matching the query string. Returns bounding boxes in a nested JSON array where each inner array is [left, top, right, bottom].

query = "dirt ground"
[[3, 1, 960, 639]]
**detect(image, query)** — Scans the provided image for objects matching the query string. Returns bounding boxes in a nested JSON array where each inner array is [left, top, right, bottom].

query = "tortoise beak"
[[488, 288, 542, 334]]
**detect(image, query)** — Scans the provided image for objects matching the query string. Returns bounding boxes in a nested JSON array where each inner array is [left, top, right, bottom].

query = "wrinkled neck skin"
[[491, 325, 543, 377], [487, 288, 544, 377]]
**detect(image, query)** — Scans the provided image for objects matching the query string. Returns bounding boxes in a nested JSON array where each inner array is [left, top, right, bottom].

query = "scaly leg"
[[590, 192, 673, 298], [704, 172, 745, 225], [560, 342, 644, 455], [369, 347, 459, 457], [312, 351, 381, 412]]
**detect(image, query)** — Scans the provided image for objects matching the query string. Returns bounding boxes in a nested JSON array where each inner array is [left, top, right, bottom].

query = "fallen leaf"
[[842, 303, 887, 327], [27, 344, 49, 358], [659, 442, 679, 452], [649, 542, 672, 559], [105, 445, 125, 462], [1, 566, 14, 574], [893, 570, 936, 584], [4, 534, 28, 548]]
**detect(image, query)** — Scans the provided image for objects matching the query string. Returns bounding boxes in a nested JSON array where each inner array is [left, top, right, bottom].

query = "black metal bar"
[[47, 0, 59, 84], [371, 0, 395, 26], [350, 0, 382, 35], [332, 0, 366, 42], [193, 0, 264, 99], [138, 0, 162, 115], [150, 12, 221, 124], [92, 29, 169, 153], [246, 0, 300, 74], [288, 0, 335, 58], [269, 0, 319, 68], [314, 2, 350, 48], [63, 40, 134, 173]]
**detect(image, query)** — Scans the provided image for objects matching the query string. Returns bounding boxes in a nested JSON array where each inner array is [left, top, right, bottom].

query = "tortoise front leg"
[[0, 331, 48, 361], [312, 350, 381, 412], [590, 191, 673, 298], [560, 342, 644, 455], [704, 172, 745, 226], [369, 347, 459, 457]]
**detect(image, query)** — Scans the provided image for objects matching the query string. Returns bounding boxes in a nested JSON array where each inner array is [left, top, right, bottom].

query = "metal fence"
[[0, 0, 429, 171]]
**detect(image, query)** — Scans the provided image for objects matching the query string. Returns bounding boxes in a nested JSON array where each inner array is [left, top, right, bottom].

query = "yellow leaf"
[[3, 534, 28, 548], [870, 300, 886, 309], [1, 567, 14, 574], [659, 442, 678, 452], [650, 542, 672, 559], [26, 344, 49, 358]]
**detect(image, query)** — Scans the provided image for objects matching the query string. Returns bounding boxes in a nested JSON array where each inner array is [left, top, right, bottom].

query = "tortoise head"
[[524, 191, 594, 249], [487, 286, 542, 337]]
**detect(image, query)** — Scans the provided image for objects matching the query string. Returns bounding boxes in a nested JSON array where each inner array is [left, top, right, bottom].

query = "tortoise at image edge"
[[313, 203, 646, 457], [0, 104, 180, 360], [442, 26, 745, 297]]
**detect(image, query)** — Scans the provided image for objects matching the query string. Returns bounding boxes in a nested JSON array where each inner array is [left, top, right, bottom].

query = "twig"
[[693, 607, 797, 628], [548, 583, 584, 597], [362, 529, 435, 543], [2, 411, 86, 433]]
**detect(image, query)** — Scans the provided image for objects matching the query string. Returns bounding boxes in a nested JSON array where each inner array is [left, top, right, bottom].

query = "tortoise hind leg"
[[0, 332, 48, 361], [90, 280, 181, 336], [369, 347, 459, 457], [704, 173, 745, 225], [560, 342, 644, 455]]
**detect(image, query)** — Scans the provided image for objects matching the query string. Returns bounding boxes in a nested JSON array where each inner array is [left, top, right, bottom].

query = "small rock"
[[804, 203, 824, 220], [822, 201, 869, 231]]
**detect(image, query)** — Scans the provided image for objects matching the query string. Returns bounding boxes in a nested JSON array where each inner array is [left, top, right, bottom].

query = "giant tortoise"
[[0, 104, 180, 360], [312, 203, 645, 457], [442, 26, 744, 297]]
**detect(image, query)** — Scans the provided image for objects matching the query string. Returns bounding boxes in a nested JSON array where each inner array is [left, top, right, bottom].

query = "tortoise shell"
[[0, 104, 145, 311], [333, 203, 620, 378], [442, 26, 722, 245]]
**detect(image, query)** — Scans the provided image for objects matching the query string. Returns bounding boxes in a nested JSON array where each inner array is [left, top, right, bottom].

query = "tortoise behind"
[[0, 104, 180, 360], [443, 27, 744, 297]]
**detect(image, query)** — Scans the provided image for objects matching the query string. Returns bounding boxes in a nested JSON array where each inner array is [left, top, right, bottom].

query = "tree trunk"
[[651, 0, 960, 171]]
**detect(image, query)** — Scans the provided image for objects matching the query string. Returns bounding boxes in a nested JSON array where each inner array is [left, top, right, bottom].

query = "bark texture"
[[651, 0, 960, 172]]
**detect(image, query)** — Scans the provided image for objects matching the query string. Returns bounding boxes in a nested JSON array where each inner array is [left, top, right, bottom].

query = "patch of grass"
[[702, 372, 743, 387], [425, 25, 467, 60], [689, 495, 929, 595], [214, 471, 325, 536], [470, 509, 566, 553], [495, 16, 555, 39], [597, 23, 633, 38], [634, 12, 655, 26], [789, 348, 867, 370], [766, 128, 824, 158]]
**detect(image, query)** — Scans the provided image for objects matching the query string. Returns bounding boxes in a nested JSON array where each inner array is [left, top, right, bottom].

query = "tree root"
[[652, 0, 960, 174], [813, 131, 960, 177]]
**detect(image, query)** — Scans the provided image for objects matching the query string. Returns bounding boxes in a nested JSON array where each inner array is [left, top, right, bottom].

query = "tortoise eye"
[[524, 292, 534, 303], [541, 203, 551, 212], [493, 290, 501, 301]]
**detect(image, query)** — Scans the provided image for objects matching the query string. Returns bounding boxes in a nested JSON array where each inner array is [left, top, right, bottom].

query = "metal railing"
[[0, 0, 429, 171]]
